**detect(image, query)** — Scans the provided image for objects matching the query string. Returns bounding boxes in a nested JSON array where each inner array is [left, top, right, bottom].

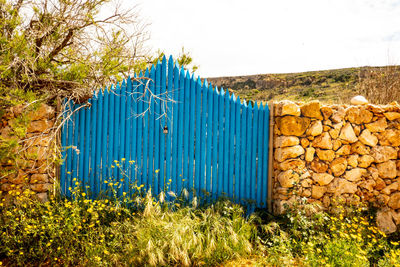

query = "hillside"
[[206, 66, 392, 104]]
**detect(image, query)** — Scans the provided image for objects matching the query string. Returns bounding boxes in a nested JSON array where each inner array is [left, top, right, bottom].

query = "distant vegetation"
[[207, 66, 400, 104]]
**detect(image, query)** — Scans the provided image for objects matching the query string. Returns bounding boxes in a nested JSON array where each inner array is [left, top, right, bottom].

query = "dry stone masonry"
[[273, 100, 400, 233], [0, 104, 56, 203]]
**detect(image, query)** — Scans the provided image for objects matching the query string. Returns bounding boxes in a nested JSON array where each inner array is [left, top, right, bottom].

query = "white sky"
[[133, 0, 400, 77]]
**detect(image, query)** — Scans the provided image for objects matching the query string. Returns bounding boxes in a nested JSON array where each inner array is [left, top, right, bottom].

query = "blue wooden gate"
[[60, 56, 270, 207]]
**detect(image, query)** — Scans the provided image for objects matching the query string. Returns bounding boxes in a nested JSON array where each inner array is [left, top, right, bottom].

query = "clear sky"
[[134, 0, 400, 77]]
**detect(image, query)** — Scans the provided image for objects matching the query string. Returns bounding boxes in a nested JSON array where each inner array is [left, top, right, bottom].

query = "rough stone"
[[335, 178, 358, 195], [36, 192, 48, 203], [359, 129, 378, 147], [312, 185, 327, 199], [276, 100, 301, 116], [28, 104, 55, 121], [347, 155, 359, 168], [277, 170, 300, 188], [321, 106, 333, 120], [30, 174, 49, 183], [305, 147, 315, 162], [27, 120, 53, 133], [311, 160, 329, 173], [300, 138, 310, 148], [365, 118, 388, 132], [8, 170, 27, 184], [30, 183, 52, 193], [336, 145, 351, 156], [279, 159, 306, 171], [312, 173, 334, 186], [301, 178, 313, 188], [375, 177, 387, 191], [330, 157, 347, 176], [371, 146, 397, 163], [344, 168, 367, 182], [391, 210, 400, 225], [351, 95, 368, 105], [382, 182, 398, 195], [329, 122, 343, 139], [351, 142, 370, 155], [345, 107, 373, 124], [276, 116, 311, 136], [389, 193, 400, 210], [275, 145, 305, 162], [384, 112, 400, 121], [332, 140, 342, 151], [274, 136, 300, 148], [339, 123, 358, 143], [360, 179, 376, 192], [377, 160, 397, 178], [301, 101, 323, 119], [331, 107, 346, 123], [358, 155, 375, 168], [378, 129, 400, 146], [307, 120, 323, 136], [376, 208, 397, 234], [312, 132, 332, 149], [316, 149, 335, 161]]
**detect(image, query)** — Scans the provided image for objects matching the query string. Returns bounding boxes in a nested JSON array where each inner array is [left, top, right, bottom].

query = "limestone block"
[[275, 100, 301, 116], [358, 129, 378, 147], [329, 122, 343, 139], [375, 177, 386, 191], [335, 178, 358, 194], [332, 140, 342, 151], [381, 182, 398, 195], [358, 155, 374, 168], [376, 208, 397, 234], [331, 107, 346, 123], [360, 179, 376, 192], [371, 146, 397, 163], [344, 168, 367, 182], [330, 157, 347, 176], [351, 142, 370, 155], [316, 149, 335, 162], [27, 120, 53, 133], [274, 136, 300, 148], [30, 183, 52, 193], [336, 145, 351, 156], [339, 123, 358, 143], [305, 147, 315, 162], [384, 112, 400, 121], [300, 138, 310, 148], [321, 106, 333, 120], [345, 106, 373, 124], [277, 170, 300, 188], [350, 95, 368, 105], [311, 160, 329, 173], [30, 174, 49, 183], [279, 159, 306, 171], [307, 120, 323, 136], [365, 118, 388, 133], [377, 160, 397, 178], [312, 185, 327, 199], [301, 101, 323, 120], [275, 145, 305, 162], [28, 104, 55, 120], [378, 129, 400, 146], [276, 116, 311, 136], [312, 173, 334, 186], [347, 155, 359, 168], [388, 192, 400, 210], [312, 132, 332, 149]]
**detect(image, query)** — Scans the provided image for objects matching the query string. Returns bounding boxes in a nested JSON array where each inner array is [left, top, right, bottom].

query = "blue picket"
[[142, 70, 149, 192], [119, 81, 127, 195], [125, 78, 132, 193], [171, 64, 180, 194], [234, 96, 241, 200], [223, 90, 229, 195], [108, 85, 115, 187], [159, 57, 167, 193], [177, 67, 185, 193], [217, 88, 224, 197], [194, 77, 202, 196], [130, 78, 138, 189], [205, 83, 213, 195], [212, 87, 219, 198], [188, 74, 196, 194], [165, 56, 174, 191], [137, 73, 144, 189], [78, 104, 85, 186], [251, 102, 259, 204], [246, 104, 253, 201], [89, 96, 96, 195], [183, 71, 190, 190], [240, 101, 247, 202], [101, 89, 109, 193], [148, 68, 156, 191], [153, 64, 161, 194], [114, 83, 121, 183], [199, 80, 207, 196], [262, 104, 270, 207], [228, 95, 235, 199], [95, 91, 103, 196]]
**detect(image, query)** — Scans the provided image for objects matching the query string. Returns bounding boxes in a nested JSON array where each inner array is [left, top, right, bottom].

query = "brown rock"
[[27, 120, 53, 133], [345, 107, 373, 124], [365, 118, 388, 132], [371, 146, 397, 163], [331, 107, 346, 123], [377, 160, 397, 178], [347, 155, 359, 168], [275, 100, 301, 116], [330, 157, 347, 176], [28, 104, 55, 121], [378, 129, 400, 146], [312, 185, 327, 199], [316, 149, 335, 161], [276, 116, 311, 136], [30, 174, 49, 183], [381, 182, 398, 195], [301, 101, 323, 119], [375, 177, 386, 191], [360, 179, 376, 192], [301, 178, 313, 188], [376, 208, 397, 234], [9, 170, 28, 184], [367, 104, 385, 114], [311, 160, 329, 173], [312, 173, 334, 186], [277, 170, 300, 188], [359, 129, 378, 147], [358, 155, 374, 168], [389, 192, 400, 210], [274, 136, 300, 148], [339, 123, 358, 143], [391, 210, 400, 225], [30, 183, 52, 193], [321, 106, 333, 120], [344, 168, 367, 182], [301, 189, 312, 197], [300, 138, 310, 148], [329, 122, 343, 139], [305, 147, 315, 162], [351, 142, 370, 155], [384, 112, 400, 121], [279, 159, 306, 171], [332, 140, 342, 151], [36, 192, 48, 203], [312, 132, 332, 149], [307, 120, 323, 136], [336, 145, 351, 156], [275, 145, 305, 162], [336, 178, 358, 194]]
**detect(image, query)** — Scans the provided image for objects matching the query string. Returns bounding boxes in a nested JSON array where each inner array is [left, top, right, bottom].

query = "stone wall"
[[272, 100, 400, 233], [0, 103, 56, 203]]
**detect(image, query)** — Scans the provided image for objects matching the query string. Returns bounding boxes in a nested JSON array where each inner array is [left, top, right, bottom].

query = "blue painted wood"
[[234, 96, 241, 200], [246, 103, 253, 201], [60, 99, 68, 195], [89, 96, 96, 195], [262, 104, 270, 207], [177, 66, 185, 193], [228, 94, 235, 199], [188, 74, 196, 194], [148, 68, 156, 191], [256, 103, 264, 206], [194, 77, 202, 196], [72, 105, 80, 192], [251, 102, 259, 203], [217, 88, 224, 197], [137, 73, 144, 189], [125, 78, 132, 193], [159, 57, 167, 193], [108, 85, 115, 186], [114, 83, 121, 183], [142, 70, 149, 192], [119, 80, 127, 195], [199, 79, 207, 196], [223, 90, 229, 195], [165, 56, 174, 191], [205, 82, 212, 195], [95, 91, 103, 196], [78, 104, 85, 186], [212, 87, 219, 199], [83, 100, 91, 193], [131, 78, 138, 188], [154, 64, 161, 194], [183, 70, 190, 190], [171, 64, 179, 194], [240, 101, 247, 203], [101, 89, 109, 193]]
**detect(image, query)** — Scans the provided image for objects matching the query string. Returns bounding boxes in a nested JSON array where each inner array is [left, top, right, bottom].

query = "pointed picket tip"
[[185, 70, 190, 78], [243, 99, 247, 107], [127, 76, 132, 88], [145, 68, 149, 76], [220, 87, 225, 95], [180, 66, 185, 75], [196, 76, 202, 86], [122, 79, 126, 87], [225, 89, 230, 99], [236, 95, 240, 103], [168, 55, 173, 63], [215, 86, 219, 94], [265, 101, 270, 110], [162, 54, 167, 63], [139, 70, 143, 77], [232, 93, 236, 102], [150, 65, 156, 75]]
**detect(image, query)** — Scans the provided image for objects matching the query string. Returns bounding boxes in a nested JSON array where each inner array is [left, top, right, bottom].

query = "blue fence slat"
[[137, 73, 144, 189], [130, 78, 138, 189], [256, 103, 264, 206], [212, 87, 219, 199], [177, 66, 185, 193], [217, 88, 224, 196], [262, 104, 270, 207], [142, 70, 149, 192], [188, 74, 196, 194], [154, 64, 161, 194], [205, 83, 213, 195], [223, 90, 229, 195], [89, 96, 96, 195], [78, 105, 85, 185], [199, 80, 207, 196], [183, 71, 191, 190], [83, 101, 91, 193], [234, 96, 241, 200], [251, 102, 259, 204], [125, 78, 132, 192], [71, 106, 80, 192], [228, 95, 235, 199], [194, 78, 202, 196], [108, 85, 115, 185], [148, 68, 156, 191], [240, 101, 247, 203], [119, 81, 127, 195], [101, 89, 109, 193], [165, 56, 174, 191], [171, 64, 179, 194], [245, 104, 253, 201], [95, 91, 102, 196], [60, 99, 68, 195], [159, 57, 167, 193]]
